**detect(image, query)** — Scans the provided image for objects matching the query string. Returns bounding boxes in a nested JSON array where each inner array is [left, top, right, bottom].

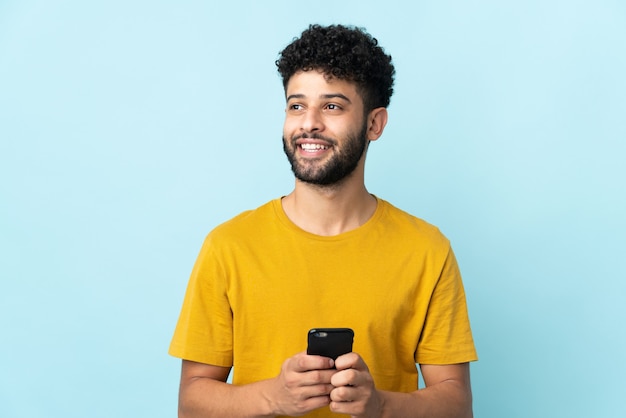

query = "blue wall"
[[1, 1, 624, 417]]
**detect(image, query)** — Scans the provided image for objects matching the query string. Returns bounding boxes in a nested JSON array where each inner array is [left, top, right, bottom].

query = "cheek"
[[283, 118, 298, 138]]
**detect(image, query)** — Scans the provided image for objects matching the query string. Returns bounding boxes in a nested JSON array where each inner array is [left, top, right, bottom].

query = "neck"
[[281, 170, 377, 236]]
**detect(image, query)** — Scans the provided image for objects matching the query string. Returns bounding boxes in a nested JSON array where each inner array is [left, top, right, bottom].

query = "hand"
[[329, 353, 384, 418], [266, 351, 337, 416]]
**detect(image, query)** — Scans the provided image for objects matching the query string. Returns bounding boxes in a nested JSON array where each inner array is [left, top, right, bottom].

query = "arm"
[[329, 354, 473, 418], [178, 353, 337, 418]]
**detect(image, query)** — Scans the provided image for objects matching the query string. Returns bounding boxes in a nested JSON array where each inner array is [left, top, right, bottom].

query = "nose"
[[301, 108, 324, 133]]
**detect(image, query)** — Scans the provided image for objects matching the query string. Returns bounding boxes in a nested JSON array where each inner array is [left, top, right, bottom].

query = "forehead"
[[286, 70, 361, 101]]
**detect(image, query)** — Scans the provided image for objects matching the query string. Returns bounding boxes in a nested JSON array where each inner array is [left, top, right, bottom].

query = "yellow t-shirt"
[[169, 197, 477, 415]]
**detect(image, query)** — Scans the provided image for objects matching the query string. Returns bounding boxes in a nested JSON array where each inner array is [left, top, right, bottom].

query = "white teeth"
[[301, 143, 329, 151]]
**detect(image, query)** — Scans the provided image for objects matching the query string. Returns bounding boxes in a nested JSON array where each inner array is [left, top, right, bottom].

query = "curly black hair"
[[276, 24, 395, 111]]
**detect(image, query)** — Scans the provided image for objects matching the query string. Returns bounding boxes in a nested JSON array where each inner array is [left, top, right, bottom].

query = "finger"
[[330, 367, 360, 387], [300, 369, 337, 386], [289, 352, 335, 373], [329, 398, 366, 417], [334, 352, 365, 371], [329, 385, 356, 403], [305, 354, 335, 370], [306, 383, 335, 399], [297, 394, 332, 414]]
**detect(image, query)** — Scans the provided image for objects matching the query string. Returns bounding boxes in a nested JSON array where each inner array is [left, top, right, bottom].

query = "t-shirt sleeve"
[[415, 247, 478, 365], [168, 234, 234, 367]]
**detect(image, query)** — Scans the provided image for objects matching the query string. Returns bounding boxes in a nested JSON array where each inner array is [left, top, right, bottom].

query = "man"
[[169, 24, 477, 417]]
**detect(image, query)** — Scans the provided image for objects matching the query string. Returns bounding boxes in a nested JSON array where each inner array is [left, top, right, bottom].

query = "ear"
[[366, 107, 388, 141]]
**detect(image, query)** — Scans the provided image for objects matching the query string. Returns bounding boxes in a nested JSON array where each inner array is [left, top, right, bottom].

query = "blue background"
[[1, 1, 625, 417]]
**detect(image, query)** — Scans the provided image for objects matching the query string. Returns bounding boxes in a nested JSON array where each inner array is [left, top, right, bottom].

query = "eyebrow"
[[286, 93, 352, 103]]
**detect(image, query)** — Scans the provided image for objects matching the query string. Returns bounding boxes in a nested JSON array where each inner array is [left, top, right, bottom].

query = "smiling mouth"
[[300, 143, 330, 152]]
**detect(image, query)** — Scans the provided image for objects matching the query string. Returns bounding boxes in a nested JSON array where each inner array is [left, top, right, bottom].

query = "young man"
[[169, 24, 477, 417]]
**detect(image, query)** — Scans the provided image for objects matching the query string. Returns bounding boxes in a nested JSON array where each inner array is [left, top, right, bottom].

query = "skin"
[[177, 70, 473, 417], [280, 70, 384, 236], [282, 73, 369, 188]]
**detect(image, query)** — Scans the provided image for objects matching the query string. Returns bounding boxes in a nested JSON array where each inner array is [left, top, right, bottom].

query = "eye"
[[326, 103, 342, 111], [288, 103, 303, 111]]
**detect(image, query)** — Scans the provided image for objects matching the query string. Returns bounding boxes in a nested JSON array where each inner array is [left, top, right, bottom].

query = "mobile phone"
[[307, 328, 354, 360]]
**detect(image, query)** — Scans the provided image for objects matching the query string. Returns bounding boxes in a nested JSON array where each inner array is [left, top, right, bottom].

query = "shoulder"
[[203, 199, 280, 246], [377, 198, 451, 249]]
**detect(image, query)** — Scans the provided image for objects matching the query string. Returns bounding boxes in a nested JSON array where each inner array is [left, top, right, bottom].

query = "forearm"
[[179, 354, 337, 417], [179, 377, 276, 418], [378, 379, 473, 418]]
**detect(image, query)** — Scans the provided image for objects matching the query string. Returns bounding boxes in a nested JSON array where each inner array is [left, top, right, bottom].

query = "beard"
[[283, 123, 369, 186]]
